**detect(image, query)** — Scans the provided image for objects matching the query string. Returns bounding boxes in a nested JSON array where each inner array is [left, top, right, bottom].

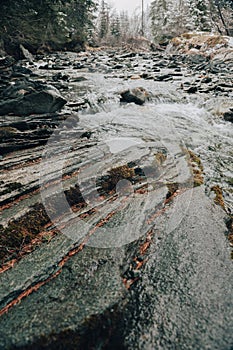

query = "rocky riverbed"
[[0, 42, 233, 349]]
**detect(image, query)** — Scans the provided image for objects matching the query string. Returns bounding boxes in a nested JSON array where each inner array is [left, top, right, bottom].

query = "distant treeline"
[[0, 0, 232, 56]]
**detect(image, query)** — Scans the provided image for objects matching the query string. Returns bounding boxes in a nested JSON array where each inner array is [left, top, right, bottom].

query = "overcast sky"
[[108, 0, 152, 15]]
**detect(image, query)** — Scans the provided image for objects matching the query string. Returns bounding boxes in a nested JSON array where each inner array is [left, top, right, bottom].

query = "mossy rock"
[[96, 165, 136, 194], [108, 165, 135, 181]]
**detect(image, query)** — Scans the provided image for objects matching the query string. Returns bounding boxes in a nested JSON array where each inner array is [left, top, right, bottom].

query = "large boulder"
[[166, 32, 232, 58], [0, 80, 67, 116], [120, 87, 150, 105]]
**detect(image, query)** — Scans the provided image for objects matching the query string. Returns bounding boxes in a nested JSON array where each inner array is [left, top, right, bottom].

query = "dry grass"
[[187, 150, 204, 187], [211, 185, 225, 209]]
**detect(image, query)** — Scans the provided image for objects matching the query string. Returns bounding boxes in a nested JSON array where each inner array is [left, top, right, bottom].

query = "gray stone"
[[19, 45, 34, 62], [120, 87, 149, 105], [223, 110, 233, 122], [0, 241, 126, 350], [0, 83, 67, 116]]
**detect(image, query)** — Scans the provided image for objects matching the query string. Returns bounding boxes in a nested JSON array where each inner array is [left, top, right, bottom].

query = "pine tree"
[[110, 12, 121, 39], [120, 11, 130, 40], [213, 0, 233, 35], [150, 0, 232, 42], [150, 0, 169, 41], [188, 0, 212, 31], [0, 0, 98, 52], [98, 0, 110, 39]]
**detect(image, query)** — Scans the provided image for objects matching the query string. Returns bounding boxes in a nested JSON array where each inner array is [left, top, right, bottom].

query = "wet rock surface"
[[224, 109, 233, 122], [0, 56, 68, 154], [124, 191, 233, 350], [0, 80, 67, 116], [0, 188, 232, 349], [120, 87, 150, 105], [0, 46, 232, 348]]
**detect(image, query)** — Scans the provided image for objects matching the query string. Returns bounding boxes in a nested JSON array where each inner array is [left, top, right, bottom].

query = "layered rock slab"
[[0, 187, 232, 349]]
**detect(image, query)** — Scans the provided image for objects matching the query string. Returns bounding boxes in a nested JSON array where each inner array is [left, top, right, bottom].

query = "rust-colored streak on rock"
[[147, 207, 166, 225], [122, 186, 191, 290], [0, 206, 121, 315], [122, 229, 155, 290], [0, 269, 62, 317], [0, 187, 40, 212], [0, 259, 18, 274], [0, 178, 146, 312], [0, 169, 80, 212], [140, 230, 154, 256], [58, 243, 86, 269], [133, 257, 146, 270], [0, 229, 57, 274], [123, 277, 140, 290], [0, 239, 87, 317], [2, 156, 42, 172]]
